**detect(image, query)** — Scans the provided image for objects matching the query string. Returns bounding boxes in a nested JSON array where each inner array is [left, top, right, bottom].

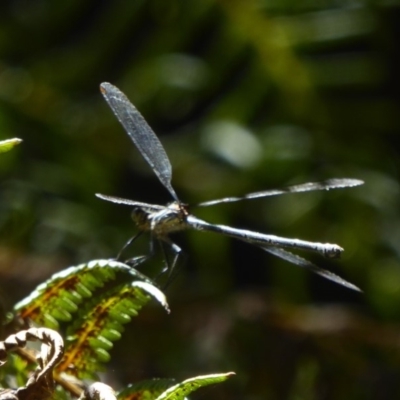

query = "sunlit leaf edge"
[[155, 372, 235, 400], [117, 378, 176, 400], [14, 258, 149, 329]]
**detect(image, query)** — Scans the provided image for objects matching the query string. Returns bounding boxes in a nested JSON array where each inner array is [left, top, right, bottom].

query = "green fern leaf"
[[155, 372, 235, 400], [116, 373, 234, 400], [57, 280, 168, 378], [117, 379, 176, 400], [14, 258, 148, 329]]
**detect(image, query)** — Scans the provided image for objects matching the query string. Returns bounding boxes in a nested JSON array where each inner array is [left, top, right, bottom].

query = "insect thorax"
[[131, 202, 188, 237]]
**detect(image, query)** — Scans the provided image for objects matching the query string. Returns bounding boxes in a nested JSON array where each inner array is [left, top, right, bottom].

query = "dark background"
[[1, 1, 400, 399]]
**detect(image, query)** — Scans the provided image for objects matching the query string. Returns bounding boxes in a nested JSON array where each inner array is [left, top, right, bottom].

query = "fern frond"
[[14, 259, 148, 329], [117, 373, 235, 400], [0, 328, 65, 400], [117, 379, 176, 400], [0, 328, 64, 382], [57, 280, 168, 378], [155, 372, 235, 400]]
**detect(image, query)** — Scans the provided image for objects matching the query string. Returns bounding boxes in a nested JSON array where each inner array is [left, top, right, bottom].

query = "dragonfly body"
[[131, 202, 189, 237], [97, 193, 343, 258], [186, 215, 342, 258], [97, 82, 363, 291]]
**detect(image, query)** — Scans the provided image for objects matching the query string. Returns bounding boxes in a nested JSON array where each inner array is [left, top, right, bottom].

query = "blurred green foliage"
[[1, 1, 400, 399]]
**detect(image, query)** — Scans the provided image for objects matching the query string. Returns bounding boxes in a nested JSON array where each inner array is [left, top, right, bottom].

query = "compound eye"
[[131, 207, 147, 224]]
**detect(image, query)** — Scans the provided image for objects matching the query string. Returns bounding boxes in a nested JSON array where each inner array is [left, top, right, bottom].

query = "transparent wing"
[[95, 193, 166, 211], [264, 246, 361, 292], [197, 178, 364, 207], [100, 82, 179, 201]]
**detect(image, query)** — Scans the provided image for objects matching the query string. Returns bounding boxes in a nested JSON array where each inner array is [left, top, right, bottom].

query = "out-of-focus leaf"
[[0, 138, 22, 153], [79, 382, 117, 400]]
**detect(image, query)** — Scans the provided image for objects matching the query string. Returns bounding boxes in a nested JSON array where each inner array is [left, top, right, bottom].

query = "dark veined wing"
[[264, 246, 361, 292], [197, 178, 364, 207], [100, 82, 179, 201], [95, 193, 166, 211]]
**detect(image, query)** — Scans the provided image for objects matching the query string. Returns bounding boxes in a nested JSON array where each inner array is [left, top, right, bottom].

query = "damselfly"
[[97, 82, 363, 291]]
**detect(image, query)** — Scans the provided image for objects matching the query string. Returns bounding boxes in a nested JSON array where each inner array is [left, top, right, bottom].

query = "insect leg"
[[155, 239, 185, 287], [117, 231, 144, 261]]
